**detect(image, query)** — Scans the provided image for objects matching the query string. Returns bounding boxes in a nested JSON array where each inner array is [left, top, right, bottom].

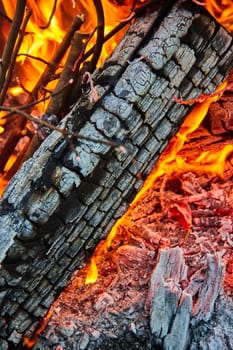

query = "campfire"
[[0, 0, 233, 349]]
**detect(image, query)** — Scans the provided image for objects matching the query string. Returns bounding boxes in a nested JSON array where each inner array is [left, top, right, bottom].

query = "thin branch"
[[0, 11, 12, 23], [0, 7, 32, 105], [1, 80, 75, 121], [192, 0, 205, 5], [40, 0, 58, 29], [17, 53, 57, 67], [0, 0, 26, 93], [0, 105, 121, 148], [86, 0, 105, 73]]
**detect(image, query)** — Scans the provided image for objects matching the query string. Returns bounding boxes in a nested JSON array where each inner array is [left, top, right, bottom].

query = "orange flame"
[[204, 0, 233, 31]]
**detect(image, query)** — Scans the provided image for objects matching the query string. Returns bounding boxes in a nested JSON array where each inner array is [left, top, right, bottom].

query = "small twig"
[[0, 105, 121, 148], [192, 0, 205, 5], [1, 80, 76, 121], [0, 7, 32, 105], [86, 0, 105, 73], [39, 0, 58, 29], [17, 53, 56, 67], [0, 11, 12, 24], [0, 0, 26, 94]]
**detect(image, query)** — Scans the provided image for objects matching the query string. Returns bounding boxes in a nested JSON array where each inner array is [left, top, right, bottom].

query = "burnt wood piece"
[[0, 0, 233, 348]]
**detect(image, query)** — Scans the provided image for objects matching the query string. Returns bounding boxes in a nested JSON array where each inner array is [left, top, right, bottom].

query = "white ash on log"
[[0, 0, 233, 348]]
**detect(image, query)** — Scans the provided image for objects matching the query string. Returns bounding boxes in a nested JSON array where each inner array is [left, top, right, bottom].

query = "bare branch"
[[0, 7, 32, 105], [0, 105, 121, 148], [86, 0, 105, 73], [17, 53, 57, 67], [0, 0, 26, 94], [39, 0, 58, 29]]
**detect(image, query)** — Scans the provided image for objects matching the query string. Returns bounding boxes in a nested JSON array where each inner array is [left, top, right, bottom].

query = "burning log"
[[0, 0, 233, 348]]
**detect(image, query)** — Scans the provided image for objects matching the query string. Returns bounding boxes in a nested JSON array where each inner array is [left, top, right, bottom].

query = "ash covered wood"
[[1, 0, 233, 348]]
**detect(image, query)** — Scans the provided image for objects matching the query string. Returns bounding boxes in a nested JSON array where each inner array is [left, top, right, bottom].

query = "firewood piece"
[[190, 253, 224, 322], [148, 247, 187, 337], [150, 279, 183, 338], [163, 292, 192, 350], [0, 0, 26, 96]]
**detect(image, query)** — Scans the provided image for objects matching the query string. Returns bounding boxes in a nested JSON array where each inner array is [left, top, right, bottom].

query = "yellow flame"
[[85, 257, 98, 284]]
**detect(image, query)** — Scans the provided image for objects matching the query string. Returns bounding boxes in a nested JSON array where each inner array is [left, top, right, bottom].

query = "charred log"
[[0, 0, 233, 348]]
